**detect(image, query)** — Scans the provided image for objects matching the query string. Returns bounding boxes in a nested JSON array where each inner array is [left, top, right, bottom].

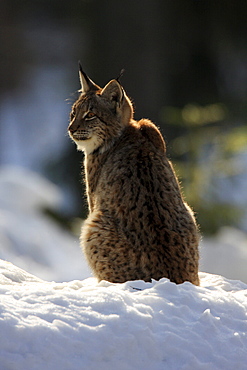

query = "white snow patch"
[[0, 260, 247, 370]]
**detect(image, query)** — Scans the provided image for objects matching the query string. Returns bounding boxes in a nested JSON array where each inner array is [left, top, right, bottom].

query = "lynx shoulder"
[[68, 65, 200, 285]]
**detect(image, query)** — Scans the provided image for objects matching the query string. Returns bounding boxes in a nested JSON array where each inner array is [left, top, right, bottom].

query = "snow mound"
[[0, 260, 246, 370]]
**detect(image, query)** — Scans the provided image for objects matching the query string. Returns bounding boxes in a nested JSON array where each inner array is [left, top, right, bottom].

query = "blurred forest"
[[1, 0, 247, 235]]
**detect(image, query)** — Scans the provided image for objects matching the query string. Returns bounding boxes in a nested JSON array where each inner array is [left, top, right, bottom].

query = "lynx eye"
[[84, 111, 96, 120]]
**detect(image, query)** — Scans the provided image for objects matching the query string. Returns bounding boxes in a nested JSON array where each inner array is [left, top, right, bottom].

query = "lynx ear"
[[78, 62, 100, 94], [101, 80, 124, 106]]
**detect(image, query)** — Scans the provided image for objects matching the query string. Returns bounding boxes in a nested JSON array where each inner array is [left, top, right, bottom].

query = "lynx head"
[[68, 64, 134, 154]]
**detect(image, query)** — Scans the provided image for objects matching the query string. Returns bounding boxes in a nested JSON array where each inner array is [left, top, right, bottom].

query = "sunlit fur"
[[68, 72, 200, 285]]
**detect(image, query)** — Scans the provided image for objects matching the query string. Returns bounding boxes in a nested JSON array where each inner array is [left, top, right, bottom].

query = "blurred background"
[[0, 0, 247, 282]]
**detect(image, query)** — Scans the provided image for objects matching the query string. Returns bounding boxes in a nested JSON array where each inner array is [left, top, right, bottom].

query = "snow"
[[0, 260, 247, 370], [201, 227, 247, 284], [0, 166, 91, 282]]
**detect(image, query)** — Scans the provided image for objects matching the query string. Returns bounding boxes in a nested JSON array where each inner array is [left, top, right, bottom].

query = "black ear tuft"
[[78, 62, 100, 93], [116, 69, 125, 83], [78, 61, 83, 74]]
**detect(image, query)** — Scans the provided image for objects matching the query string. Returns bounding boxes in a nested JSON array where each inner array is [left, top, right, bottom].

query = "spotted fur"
[[68, 67, 200, 285]]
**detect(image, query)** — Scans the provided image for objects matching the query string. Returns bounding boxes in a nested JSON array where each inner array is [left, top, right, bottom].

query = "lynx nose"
[[68, 122, 79, 134]]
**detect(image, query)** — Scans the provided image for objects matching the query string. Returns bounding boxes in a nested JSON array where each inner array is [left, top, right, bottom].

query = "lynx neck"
[[84, 149, 108, 212]]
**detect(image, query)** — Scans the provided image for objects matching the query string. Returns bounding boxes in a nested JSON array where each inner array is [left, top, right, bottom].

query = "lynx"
[[68, 64, 200, 285]]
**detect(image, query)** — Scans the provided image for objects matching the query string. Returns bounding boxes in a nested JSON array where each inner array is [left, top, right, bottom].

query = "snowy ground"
[[0, 259, 247, 370]]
